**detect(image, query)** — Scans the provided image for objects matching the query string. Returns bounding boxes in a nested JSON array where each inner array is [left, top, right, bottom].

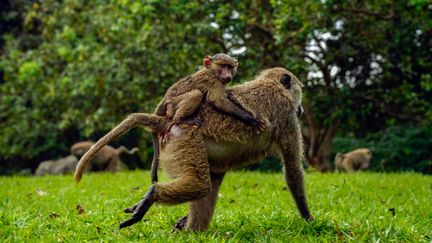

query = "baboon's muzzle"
[[297, 104, 304, 118]]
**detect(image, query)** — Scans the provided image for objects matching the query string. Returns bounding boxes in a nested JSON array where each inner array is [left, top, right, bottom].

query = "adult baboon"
[[75, 67, 313, 231], [71, 141, 138, 172], [35, 155, 78, 176], [335, 148, 372, 172], [150, 53, 265, 183]]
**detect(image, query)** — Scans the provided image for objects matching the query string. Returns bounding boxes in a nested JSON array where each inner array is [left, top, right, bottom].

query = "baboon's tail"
[[116, 146, 139, 155], [74, 113, 168, 183]]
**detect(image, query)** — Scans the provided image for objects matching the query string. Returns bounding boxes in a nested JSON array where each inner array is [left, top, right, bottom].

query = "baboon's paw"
[[172, 215, 188, 233]]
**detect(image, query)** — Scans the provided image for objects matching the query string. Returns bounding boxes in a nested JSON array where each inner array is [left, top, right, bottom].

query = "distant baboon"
[[71, 141, 138, 172], [149, 53, 265, 183], [75, 67, 313, 231], [36, 155, 78, 176], [335, 148, 372, 172]]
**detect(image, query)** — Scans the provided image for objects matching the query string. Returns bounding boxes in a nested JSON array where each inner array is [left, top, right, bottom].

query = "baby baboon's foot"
[[119, 185, 156, 229], [160, 123, 174, 147], [172, 215, 188, 232], [161, 133, 169, 147]]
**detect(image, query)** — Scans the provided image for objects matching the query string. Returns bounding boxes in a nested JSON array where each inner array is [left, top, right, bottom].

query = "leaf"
[[36, 189, 47, 196], [76, 204, 86, 215]]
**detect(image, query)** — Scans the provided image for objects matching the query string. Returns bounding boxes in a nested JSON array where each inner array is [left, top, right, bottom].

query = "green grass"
[[1, 171, 431, 242]]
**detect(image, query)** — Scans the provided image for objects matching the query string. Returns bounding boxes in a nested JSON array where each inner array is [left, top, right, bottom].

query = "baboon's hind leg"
[[120, 125, 211, 228], [120, 185, 156, 228], [173, 172, 226, 232], [120, 166, 211, 228]]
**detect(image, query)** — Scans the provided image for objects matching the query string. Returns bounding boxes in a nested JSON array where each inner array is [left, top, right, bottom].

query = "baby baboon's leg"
[[170, 89, 204, 125], [172, 172, 225, 231], [280, 128, 313, 221], [161, 90, 204, 150]]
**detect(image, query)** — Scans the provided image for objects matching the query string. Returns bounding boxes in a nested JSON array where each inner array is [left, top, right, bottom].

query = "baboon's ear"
[[281, 74, 292, 89]]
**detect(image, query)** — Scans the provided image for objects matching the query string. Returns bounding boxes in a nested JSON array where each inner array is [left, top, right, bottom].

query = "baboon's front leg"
[[172, 215, 188, 231], [173, 172, 226, 231], [280, 133, 313, 221]]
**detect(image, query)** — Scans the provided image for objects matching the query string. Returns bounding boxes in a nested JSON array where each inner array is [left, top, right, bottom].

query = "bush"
[[0, 1, 227, 172], [332, 125, 432, 174]]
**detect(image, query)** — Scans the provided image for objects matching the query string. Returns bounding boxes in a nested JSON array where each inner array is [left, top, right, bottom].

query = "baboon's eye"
[[281, 74, 292, 89]]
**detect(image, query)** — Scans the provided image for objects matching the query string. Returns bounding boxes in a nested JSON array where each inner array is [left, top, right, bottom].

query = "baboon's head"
[[73, 149, 86, 158], [203, 53, 238, 84], [257, 67, 304, 116]]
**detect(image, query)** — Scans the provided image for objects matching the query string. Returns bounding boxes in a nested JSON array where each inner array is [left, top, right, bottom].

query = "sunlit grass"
[[1, 170, 431, 242]]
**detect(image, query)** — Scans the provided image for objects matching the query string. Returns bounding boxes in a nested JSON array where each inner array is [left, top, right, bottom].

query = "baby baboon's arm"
[[207, 88, 264, 131]]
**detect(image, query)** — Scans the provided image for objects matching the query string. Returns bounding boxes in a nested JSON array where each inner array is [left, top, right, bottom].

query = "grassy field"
[[1, 170, 431, 242]]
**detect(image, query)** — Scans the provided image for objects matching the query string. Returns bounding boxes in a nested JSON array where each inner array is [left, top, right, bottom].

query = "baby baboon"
[[35, 155, 78, 176], [335, 148, 372, 172], [71, 141, 138, 172], [75, 67, 313, 231], [149, 53, 265, 183]]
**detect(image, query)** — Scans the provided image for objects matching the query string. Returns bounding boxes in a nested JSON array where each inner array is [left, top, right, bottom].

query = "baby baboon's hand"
[[248, 116, 266, 134], [257, 118, 266, 132]]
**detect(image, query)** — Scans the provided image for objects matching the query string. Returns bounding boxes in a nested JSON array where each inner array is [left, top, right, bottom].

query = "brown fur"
[[74, 67, 313, 231], [150, 53, 263, 183], [71, 141, 137, 173], [335, 148, 372, 172]]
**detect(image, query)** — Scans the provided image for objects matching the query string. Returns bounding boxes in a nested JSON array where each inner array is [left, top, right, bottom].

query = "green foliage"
[[1, 0, 431, 173], [1, 0, 227, 168], [332, 126, 432, 173], [1, 171, 431, 241]]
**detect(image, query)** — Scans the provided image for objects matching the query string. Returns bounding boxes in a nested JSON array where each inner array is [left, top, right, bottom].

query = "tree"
[[1, 0, 430, 173]]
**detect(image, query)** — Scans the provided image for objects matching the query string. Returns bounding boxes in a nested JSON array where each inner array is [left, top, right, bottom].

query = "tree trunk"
[[302, 101, 340, 172]]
